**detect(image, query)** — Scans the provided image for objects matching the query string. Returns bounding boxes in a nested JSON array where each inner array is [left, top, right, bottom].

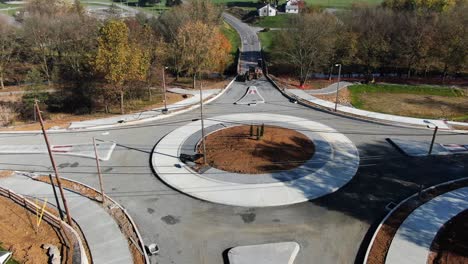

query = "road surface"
[[0, 12, 467, 264]]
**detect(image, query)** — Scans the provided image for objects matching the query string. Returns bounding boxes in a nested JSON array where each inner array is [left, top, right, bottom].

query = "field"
[[258, 31, 278, 52], [303, 0, 382, 7], [348, 84, 468, 121], [214, 0, 382, 7], [253, 14, 293, 28]]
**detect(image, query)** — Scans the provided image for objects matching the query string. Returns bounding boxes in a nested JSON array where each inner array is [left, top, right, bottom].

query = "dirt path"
[[198, 125, 315, 174], [0, 195, 66, 264]]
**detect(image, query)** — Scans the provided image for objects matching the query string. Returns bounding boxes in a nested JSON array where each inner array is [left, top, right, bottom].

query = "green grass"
[[348, 84, 468, 120], [349, 84, 466, 97], [253, 14, 294, 28], [0, 243, 18, 264], [221, 21, 241, 54], [212, 0, 381, 8], [258, 31, 278, 52], [303, 0, 382, 8]]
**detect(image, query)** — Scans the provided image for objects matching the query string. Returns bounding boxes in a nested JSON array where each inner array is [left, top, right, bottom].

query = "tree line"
[[0, 0, 231, 124], [269, 0, 467, 86]]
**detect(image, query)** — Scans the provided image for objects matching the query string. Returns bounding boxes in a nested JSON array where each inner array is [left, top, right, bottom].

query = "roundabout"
[[151, 113, 360, 207]]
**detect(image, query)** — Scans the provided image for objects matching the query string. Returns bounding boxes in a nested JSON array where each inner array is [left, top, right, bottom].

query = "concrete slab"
[[228, 242, 300, 264], [386, 187, 468, 264], [388, 138, 468, 157], [306, 81, 353, 95], [151, 113, 359, 207], [234, 86, 265, 105], [0, 142, 116, 161]]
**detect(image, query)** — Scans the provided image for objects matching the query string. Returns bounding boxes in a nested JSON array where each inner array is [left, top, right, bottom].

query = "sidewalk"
[[0, 173, 133, 264], [68, 88, 221, 129], [306, 81, 352, 95], [286, 88, 452, 129], [386, 187, 468, 264]]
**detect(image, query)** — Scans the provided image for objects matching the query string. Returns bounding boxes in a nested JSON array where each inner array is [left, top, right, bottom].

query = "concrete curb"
[[362, 176, 468, 264], [0, 77, 237, 134], [152, 113, 360, 207], [265, 75, 468, 133], [31, 175, 151, 264]]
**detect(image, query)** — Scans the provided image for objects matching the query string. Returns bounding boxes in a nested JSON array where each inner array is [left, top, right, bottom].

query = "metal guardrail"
[[0, 186, 89, 264]]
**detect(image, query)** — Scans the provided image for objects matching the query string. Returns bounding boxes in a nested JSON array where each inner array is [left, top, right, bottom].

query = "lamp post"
[[424, 120, 439, 155], [162, 66, 168, 114], [199, 77, 207, 165], [334, 63, 342, 112]]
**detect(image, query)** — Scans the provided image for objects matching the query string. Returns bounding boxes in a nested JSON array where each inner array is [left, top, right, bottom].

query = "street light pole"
[[162, 66, 168, 113], [334, 63, 342, 112], [199, 76, 207, 165], [34, 101, 73, 225]]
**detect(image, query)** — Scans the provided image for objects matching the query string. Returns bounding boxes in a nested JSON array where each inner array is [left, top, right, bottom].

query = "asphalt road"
[[0, 14, 467, 264]]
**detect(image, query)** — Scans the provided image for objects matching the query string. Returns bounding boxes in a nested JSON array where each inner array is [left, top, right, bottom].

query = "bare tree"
[[273, 12, 338, 87], [0, 16, 17, 89]]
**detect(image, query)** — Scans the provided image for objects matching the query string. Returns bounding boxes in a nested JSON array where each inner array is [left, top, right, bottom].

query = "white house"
[[285, 0, 299, 14], [258, 4, 277, 17]]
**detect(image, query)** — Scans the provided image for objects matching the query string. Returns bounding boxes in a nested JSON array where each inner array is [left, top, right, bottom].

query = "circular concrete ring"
[[151, 113, 360, 207]]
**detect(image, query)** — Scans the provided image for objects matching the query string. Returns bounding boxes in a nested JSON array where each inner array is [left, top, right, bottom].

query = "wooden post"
[[34, 101, 73, 225], [93, 137, 106, 204]]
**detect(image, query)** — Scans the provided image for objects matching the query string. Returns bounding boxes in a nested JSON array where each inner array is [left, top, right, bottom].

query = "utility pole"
[[334, 63, 342, 112], [162, 66, 168, 113], [93, 137, 106, 204], [199, 77, 207, 165], [48, 174, 64, 221], [34, 101, 73, 225]]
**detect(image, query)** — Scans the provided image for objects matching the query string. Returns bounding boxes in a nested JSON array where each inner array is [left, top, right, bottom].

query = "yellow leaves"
[[94, 20, 149, 87], [174, 21, 231, 75]]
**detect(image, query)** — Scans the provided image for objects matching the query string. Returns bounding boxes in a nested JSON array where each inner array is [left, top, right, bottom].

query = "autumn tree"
[[344, 7, 392, 75], [94, 20, 150, 114], [174, 21, 230, 88], [0, 16, 17, 89], [431, 2, 468, 80], [273, 13, 338, 87], [382, 0, 456, 12]]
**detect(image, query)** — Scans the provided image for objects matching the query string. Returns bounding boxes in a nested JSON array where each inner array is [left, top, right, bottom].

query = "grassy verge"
[[304, 0, 382, 8], [0, 243, 20, 264], [258, 31, 278, 52], [221, 21, 241, 55], [348, 84, 468, 120], [253, 14, 293, 28]]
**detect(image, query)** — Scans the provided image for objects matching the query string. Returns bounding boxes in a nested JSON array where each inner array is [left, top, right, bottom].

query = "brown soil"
[[314, 87, 351, 105], [36, 176, 146, 264], [197, 125, 315, 174], [354, 93, 468, 120], [428, 209, 468, 264], [0, 170, 14, 178], [0, 195, 66, 264], [366, 178, 468, 264], [271, 75, 332, 90]]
